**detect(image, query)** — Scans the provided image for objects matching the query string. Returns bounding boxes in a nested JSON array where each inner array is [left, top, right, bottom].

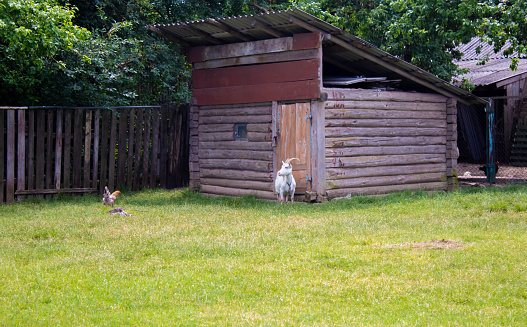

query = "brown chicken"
[[102, 186, 121, 207]]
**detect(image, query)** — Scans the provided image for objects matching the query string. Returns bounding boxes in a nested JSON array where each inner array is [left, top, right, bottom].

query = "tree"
[[0, 0, 89, 105], [287, 0, 527, 89]]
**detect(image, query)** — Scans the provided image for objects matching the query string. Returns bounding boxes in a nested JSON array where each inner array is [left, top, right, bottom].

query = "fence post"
[[485, 98, 496, 184]]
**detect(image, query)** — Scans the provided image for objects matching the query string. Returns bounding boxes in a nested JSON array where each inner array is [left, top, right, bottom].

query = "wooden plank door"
[[276, 102, 312, 194]]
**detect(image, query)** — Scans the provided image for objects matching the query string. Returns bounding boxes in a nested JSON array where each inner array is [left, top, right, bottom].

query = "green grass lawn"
[[1, 186, 527, 326]]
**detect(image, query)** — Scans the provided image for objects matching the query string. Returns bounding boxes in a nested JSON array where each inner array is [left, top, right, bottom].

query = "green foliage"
[[0, 0, 89, 105], [290, 0, 527, 83], [2, 0, 526, 105]]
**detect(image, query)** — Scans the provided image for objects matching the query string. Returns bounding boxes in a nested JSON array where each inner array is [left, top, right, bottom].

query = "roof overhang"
[[147, 8, 487, 106]]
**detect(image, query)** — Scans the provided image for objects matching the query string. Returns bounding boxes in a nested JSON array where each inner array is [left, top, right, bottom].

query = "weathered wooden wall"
[[189, 33, 322, 106], [190, 102, 275, 199], [323, 88, 452, 198], [0, 104, 189, 204]]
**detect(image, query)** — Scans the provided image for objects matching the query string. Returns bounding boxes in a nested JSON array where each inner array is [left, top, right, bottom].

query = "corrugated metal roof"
[[147, 8, 485, 105], [455, 37, 527, 86]]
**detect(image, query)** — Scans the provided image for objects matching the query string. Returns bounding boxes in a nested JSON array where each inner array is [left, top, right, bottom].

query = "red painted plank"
[[194, 80, 320, 106], [188, 46, 206, 63], [192, 59, 319, 89], [293, 33, 320, 51]]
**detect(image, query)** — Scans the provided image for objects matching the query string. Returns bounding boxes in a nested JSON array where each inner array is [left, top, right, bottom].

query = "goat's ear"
[[281, 161, 285, 165]]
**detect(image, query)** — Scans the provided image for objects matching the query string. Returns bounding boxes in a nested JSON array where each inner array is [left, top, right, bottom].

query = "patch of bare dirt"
[[383, 239, 464, 250]]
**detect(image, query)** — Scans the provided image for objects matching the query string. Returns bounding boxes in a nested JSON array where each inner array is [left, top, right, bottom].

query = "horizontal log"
[[200, 115, 271, 124], [200, 158, 272, 172], [325, 136, 446, 148], [326, 182, 447, 198], [201, 168, 273, 182], [197, 123, 270, 134], [199, 132, 234, 142], [323, 88, 447, 103], [193, 59, 319, 89], [198, 124, 234, 133], [325, 118, 447, 129], [326, 154, 446, 168], [201, 184, 276, 200], [193, 48, 320, 70], [200, 178, 274, 192], [200, 141, 273, 151], [196, 123, 271, 136], [326, 163, 446, 180], [326, 145, 446, 157], [199, 106, 272, 116], [15, 188, 97, 195], [325, 127, 446, 137], [325, 101, 446, 112], [198, 133, 273, 144], [248, 132, 272, 142], [200, 148, 273, 160], [247, 124, 271, 133], [194, 79, 320, 106], [326, 172, 446, 189]]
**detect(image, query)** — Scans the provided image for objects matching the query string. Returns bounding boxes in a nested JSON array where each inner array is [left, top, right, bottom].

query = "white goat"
[[275, 158, 299, 203]]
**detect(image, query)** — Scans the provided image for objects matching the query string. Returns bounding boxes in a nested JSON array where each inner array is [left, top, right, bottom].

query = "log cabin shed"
[[147, 8, 486, 201]]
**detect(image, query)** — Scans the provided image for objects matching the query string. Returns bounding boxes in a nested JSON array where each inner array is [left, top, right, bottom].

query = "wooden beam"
[[15, 188, 97, 195], [496, 72, 527, 88], [189, 37, 293, 63], [251, 19, 286, 38], [193, 48, 318, 70], [205, 18, 252, 42], [146, 25, 190, 48], [289, 15, 469, 105], [181, 23, 222, 45]]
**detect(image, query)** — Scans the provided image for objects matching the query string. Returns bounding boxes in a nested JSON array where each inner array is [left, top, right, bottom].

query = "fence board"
[[134, 109, 143, 190], [17, 110, 25, 196], [99, 109, 110, 193], [150, 108, 160, 188], [117, 108, 128, 189], [27, 111, 35, 190], [63, 110, 72, 189], [73, 110, 83, 187], [0, 110, 5, 203], [36, 111, 45, 192], [84, 110, 92, 188], [127, 109, 135, 190], [159, 106, 168, 188], [6, 110, 15, 203], [92, 109, 100, 189], [54, 109, 62, 189], [46, 111, 54, 194], [142, 108, 151, 188], [108, 110, 118, 191]]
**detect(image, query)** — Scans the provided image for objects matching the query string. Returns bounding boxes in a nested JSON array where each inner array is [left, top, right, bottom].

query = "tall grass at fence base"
[[1, 187, 526, 325]]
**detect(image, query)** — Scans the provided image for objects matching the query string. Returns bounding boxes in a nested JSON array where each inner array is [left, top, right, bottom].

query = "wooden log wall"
[[0, 104, 189, 204], [323, 88, 449, 198], [193, 102, 275, 199]]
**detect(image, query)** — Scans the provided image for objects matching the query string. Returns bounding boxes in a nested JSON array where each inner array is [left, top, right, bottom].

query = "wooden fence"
[[0, 104, 189, 204]]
